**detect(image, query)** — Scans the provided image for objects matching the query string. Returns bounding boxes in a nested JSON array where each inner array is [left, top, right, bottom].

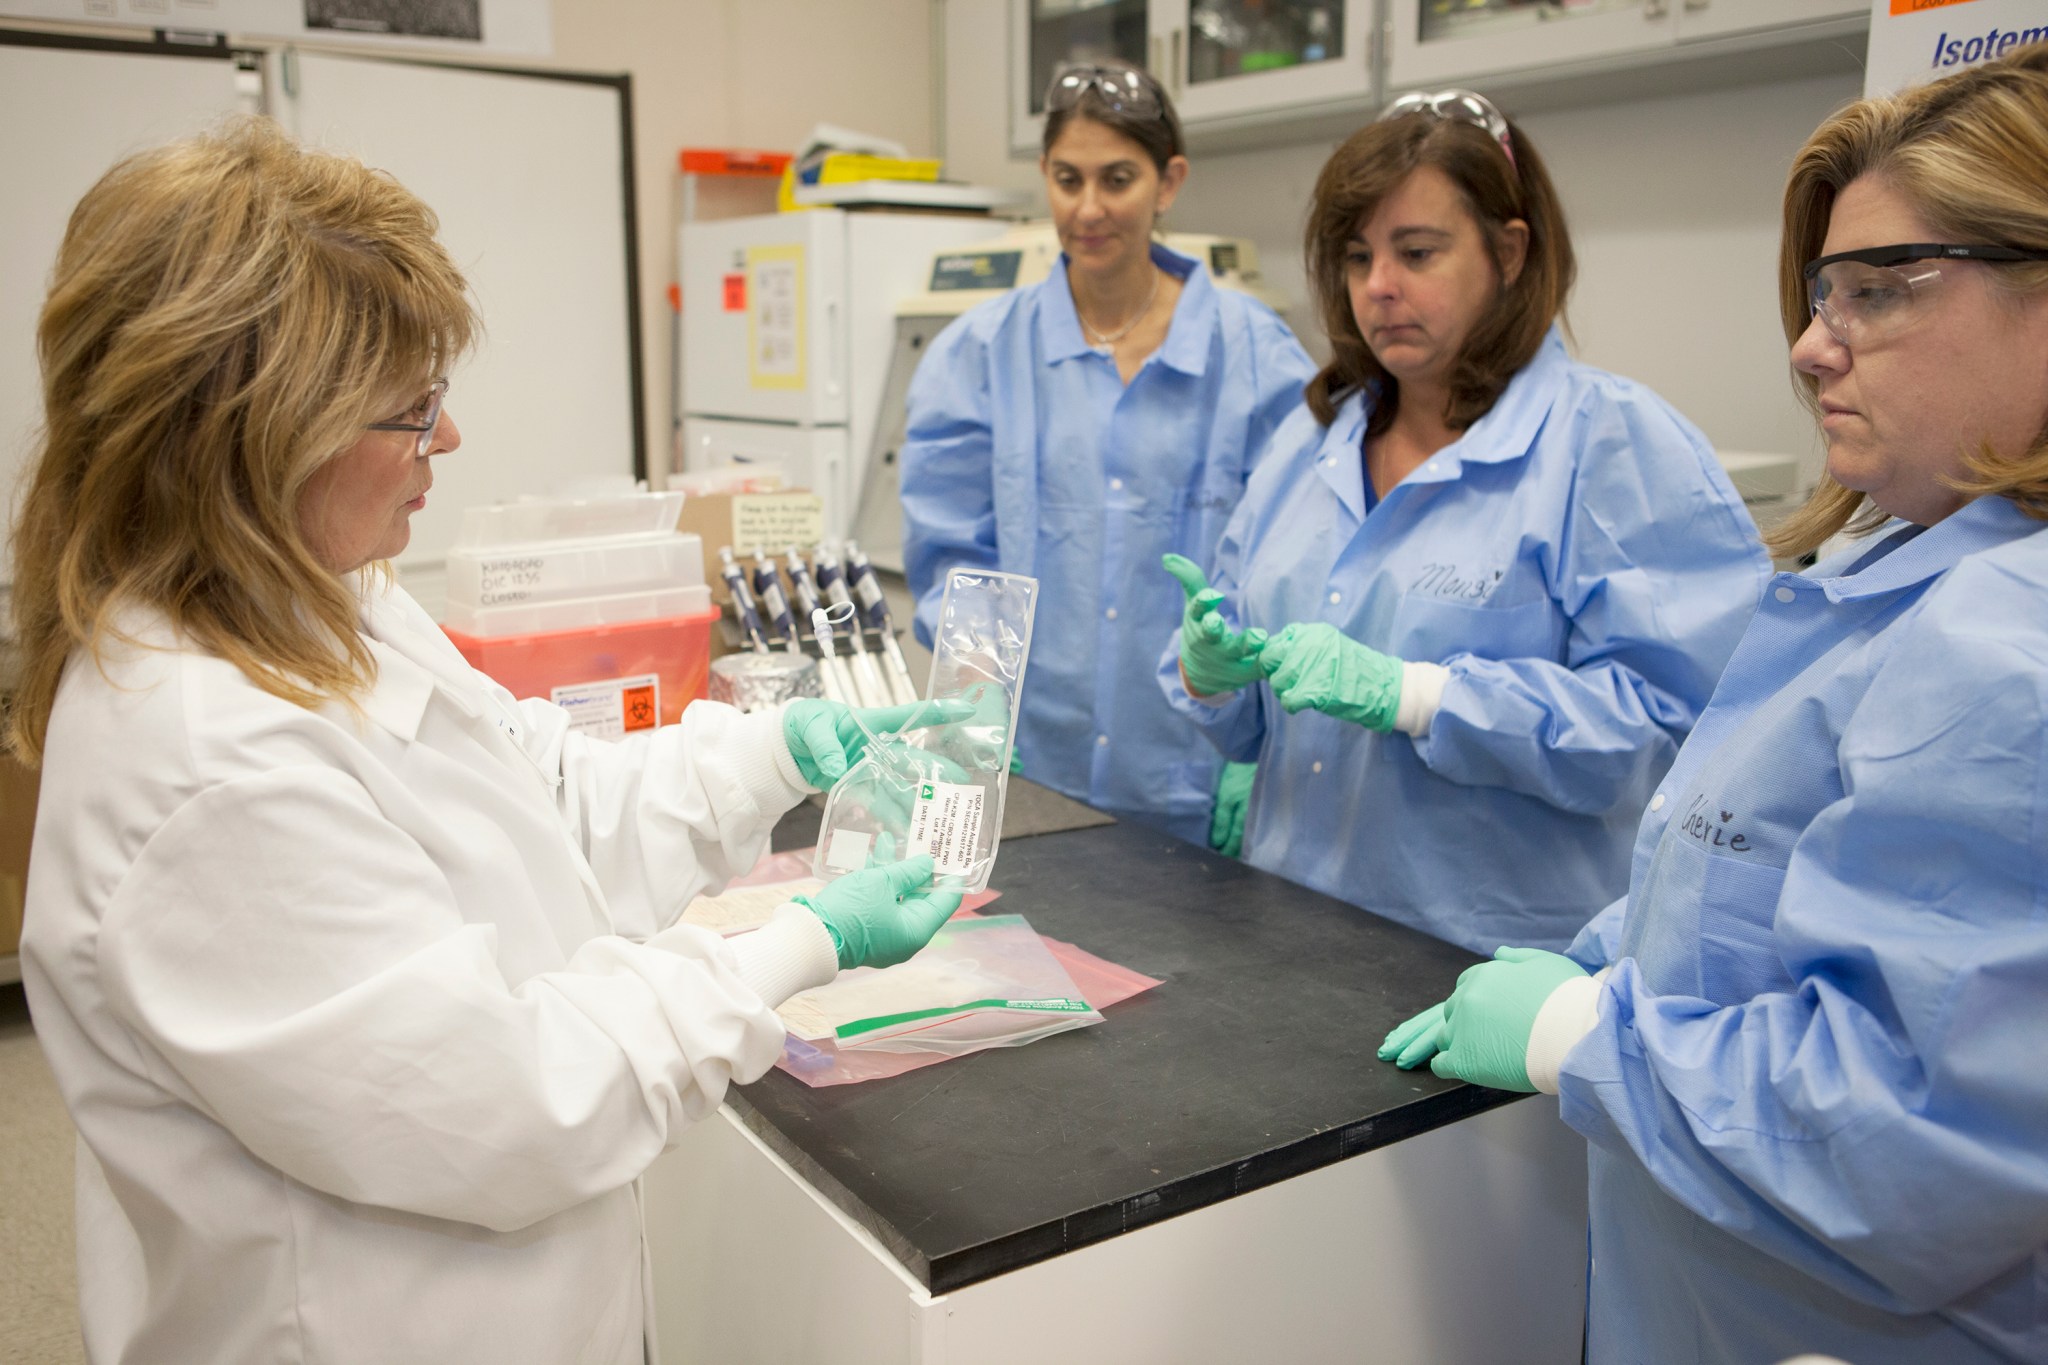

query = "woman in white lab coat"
[[9, 118, 960, 1365]]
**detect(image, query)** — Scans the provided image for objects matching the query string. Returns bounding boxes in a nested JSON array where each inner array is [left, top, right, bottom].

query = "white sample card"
[[823, 828, 874, 874], [550, 674, 659, 740], [908, 781, 985, 877]]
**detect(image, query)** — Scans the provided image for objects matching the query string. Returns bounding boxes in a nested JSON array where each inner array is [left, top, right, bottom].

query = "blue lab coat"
[[1561, 495, 2048, 1365], [902, 243, 1314, 842], [1160, 329, 1768, 953]]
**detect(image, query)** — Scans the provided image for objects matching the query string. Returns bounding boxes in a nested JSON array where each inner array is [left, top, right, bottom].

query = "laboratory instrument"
[[814, 547, 892, 708], [678, 209, 1010, 540], [785, 548, 855, 705], [717, 546, 771, 654], [844, 540, 920, 705]]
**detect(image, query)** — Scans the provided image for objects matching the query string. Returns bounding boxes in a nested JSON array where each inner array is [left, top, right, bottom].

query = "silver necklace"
[[1079, 268, 1160, 349]]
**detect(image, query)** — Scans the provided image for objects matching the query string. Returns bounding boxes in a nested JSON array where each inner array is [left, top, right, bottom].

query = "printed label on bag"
[[908, 780, 985, 876], [550, 674, 660, 739]]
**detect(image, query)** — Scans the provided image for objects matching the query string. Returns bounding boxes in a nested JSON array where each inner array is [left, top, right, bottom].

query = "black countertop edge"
[[728, 1074, 1527, 1295]]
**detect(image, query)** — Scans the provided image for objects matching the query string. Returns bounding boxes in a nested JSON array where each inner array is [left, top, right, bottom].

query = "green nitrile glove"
[[1378, 1001, 1448, 1071], [1210, 761, 1256, 857], [1428, 947, 1589, 1092], [794, 854, 964, 970], [1259, 622, 1404, 732], [782, 697, 974, 789], [1163, 554, 1267, 697]]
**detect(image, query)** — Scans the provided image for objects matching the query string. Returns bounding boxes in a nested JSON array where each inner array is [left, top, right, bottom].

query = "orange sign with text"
[[1891, 0, 1982, 14]]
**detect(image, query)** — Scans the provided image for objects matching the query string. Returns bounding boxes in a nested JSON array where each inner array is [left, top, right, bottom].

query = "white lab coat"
[[21, 577, 839, 1365]]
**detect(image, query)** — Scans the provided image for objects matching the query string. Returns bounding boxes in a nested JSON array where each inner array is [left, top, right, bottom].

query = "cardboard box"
[[0, 744, 38, 960], [676, 491, 825, 588]]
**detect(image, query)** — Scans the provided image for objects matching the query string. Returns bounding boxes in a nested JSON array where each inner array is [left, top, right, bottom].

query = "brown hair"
[[1770, 42, 2048, 559], [1302, 109, 1575, 434], [6, 116, 477, 765], [1041, 60, 1186, 172]]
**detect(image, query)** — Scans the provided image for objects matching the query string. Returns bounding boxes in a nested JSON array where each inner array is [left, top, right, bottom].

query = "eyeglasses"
[[365, 378, 449, 457], [1377, 89, 1516, 171], [1045, 64, 1165, 122], [1802, 244, 2048, 347]]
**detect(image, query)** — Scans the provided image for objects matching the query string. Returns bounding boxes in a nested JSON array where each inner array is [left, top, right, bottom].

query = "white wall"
[[550, 0, 934, 479], [941, 0, 1856, 485]]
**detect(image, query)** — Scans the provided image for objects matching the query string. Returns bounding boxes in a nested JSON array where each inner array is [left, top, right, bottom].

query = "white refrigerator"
[[678, 209, 1008, 542]]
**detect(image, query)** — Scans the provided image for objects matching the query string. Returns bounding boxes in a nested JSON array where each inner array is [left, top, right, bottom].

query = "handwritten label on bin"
[[731, 493, 823, 550]]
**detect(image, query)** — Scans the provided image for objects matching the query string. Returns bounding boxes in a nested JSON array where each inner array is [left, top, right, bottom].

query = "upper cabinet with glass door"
[[1385, 0, 1865, 94], [1161, 0, 1377, 123], [1009, 0, 1375, 152], [1011, 0, 1151, 155]]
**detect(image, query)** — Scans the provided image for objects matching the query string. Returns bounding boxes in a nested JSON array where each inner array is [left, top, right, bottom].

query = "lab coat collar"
[[1337, 325, 1571, 497], [1416, 325, 1571, 478], [1805, 495, 2044, 603], [1311, 390, 1372, 521], [351, 577, 493, 742], [1039, 242, 1210, 373]]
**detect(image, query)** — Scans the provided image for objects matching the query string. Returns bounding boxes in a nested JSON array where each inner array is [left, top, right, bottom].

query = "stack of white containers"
[[441, 491, 717, 738]]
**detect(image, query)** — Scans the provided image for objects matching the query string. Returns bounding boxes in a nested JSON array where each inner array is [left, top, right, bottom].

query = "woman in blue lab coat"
[[900, 61, 1314, 850], [1159, 91, 1768, 954], [1393, 47, 2048, 1363]]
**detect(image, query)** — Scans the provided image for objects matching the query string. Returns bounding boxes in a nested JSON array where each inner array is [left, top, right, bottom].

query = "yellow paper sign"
[[745, 244, 806, 391]]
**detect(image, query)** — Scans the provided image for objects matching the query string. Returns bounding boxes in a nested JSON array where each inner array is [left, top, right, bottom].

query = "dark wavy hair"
[[1302, 108, 1575, 434]]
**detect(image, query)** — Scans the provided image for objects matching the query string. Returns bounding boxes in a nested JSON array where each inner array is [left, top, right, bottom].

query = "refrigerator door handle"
[[822, 297, 842, 402]]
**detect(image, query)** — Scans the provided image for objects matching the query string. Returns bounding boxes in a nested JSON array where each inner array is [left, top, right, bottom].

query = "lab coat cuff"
[[724, 902, 841, 1008], [736, 703, 813, 805], [1393, 661, 1450, 737], [1524, 969, 1607, 1095]]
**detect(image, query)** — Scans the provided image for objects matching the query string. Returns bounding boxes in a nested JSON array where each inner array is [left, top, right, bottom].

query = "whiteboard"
[[283, 51, 642, 578], [0, 35, 249, 590], [0, 36, 641, 602]]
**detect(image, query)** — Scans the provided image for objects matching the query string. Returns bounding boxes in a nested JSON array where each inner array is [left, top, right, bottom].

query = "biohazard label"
[[908, 781, 985, 877], [551, 674, 660, 740]]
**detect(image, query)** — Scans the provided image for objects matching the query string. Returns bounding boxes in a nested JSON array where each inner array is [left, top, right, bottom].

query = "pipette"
[[752, 546, 801, 654], [810, 601, 887, 758], [784, 548, 855, 705], [813, 546, 892, 708], [843, 541, 920, 705], [717, 546, 771, 654]]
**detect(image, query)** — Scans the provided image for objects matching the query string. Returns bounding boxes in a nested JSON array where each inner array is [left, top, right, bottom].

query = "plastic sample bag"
[[777, 914, 1100, 1056], [811, 569, 1037, 893]]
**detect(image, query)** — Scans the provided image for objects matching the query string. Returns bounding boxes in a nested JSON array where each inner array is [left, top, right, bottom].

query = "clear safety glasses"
[[1377, 88, 1516, 170], [1045, 64, 1166, 122], [1803, 243, 2048, 348], [365, 377, 450, 457]]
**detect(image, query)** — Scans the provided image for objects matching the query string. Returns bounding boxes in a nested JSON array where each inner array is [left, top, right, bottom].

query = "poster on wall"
[[305, 0, 480, 42], [1866, 0, 2048, 97], [0, 0, 545, 54]]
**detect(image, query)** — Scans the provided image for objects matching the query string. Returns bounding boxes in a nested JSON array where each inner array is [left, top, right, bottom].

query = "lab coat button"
[[1649, 794, 1665, 812], [1109, 477, 1124, 491], [1105, 607, 1118, 621], [1775, 587, 1796, 603], [1329, 591, 1342, 605], [1096, 734, 1108, 748], [1311, 761, 1323, 774]]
